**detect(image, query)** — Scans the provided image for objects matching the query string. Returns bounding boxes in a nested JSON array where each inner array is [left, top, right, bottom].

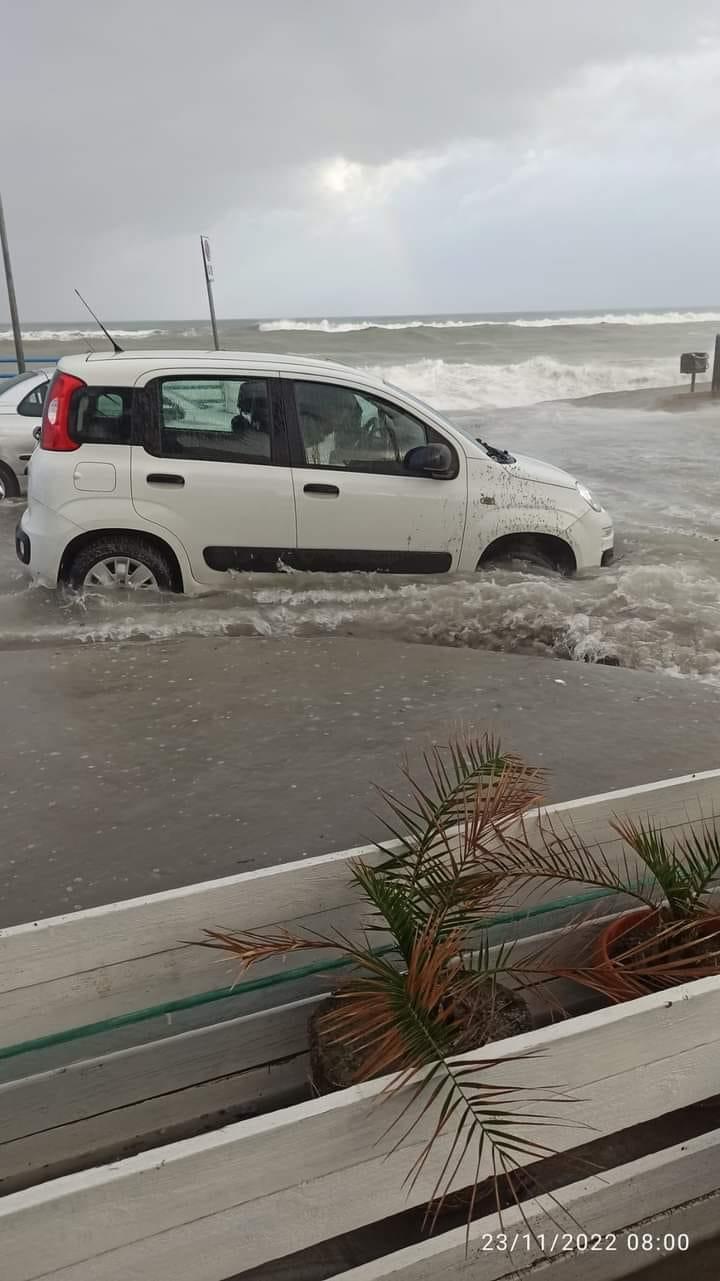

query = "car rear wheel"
[[66, 535, 176, 593], [0, 463, 20, 502]]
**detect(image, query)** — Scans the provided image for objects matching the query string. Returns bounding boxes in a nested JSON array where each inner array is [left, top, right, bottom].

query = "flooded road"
[[2, 393, 720, 923], [3, 398, 720, 686]]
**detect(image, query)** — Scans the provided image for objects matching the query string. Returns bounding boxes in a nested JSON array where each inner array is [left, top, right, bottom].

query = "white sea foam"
[[259, 318, 493, 333], [361, 355, 681, 409], [259, 310, 720, 333], [506, 310, 720, 328], [0, 328, 166, 342]]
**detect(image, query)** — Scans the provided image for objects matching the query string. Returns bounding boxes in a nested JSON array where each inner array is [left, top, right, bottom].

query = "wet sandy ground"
[[1, 633, 719, 927]]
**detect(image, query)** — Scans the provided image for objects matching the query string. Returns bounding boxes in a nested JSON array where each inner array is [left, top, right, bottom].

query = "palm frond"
[[560, 917, 720, 1001], [349, 861, 426, 963], [196, 925, 342, 970], [392, 1055, 576, 1228], [371, 736, 545, 956], [676, 821, 720, 906], [376, 731, 544, 886], [485, 812, 665, 909], [314, 919, 576, 1232], [611, 816, 720, 918], [316, 925, 464, 1081]]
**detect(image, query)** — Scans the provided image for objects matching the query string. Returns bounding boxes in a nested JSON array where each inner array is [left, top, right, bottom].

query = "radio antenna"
[[74, 289, 123, 354]]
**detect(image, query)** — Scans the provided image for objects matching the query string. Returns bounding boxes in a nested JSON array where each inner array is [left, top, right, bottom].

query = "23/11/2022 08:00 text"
[[477, 1231, 691, 1252]]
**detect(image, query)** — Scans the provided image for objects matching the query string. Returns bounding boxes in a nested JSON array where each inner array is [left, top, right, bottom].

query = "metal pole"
[[0, 192, 25, 373], [200, 236, 219, 350]]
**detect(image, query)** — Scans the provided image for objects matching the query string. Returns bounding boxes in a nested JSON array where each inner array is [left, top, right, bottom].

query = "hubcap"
[[0, 476, 6, 501], [83, 556, 159, 591]]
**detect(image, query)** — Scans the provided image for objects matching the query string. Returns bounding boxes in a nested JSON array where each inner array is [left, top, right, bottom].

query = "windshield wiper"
[[477, 439, 516, 465]]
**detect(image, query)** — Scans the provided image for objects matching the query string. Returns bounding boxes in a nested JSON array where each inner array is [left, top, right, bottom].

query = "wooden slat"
[[3, 973, 720, 1281], [1, 770, 718, 1049], [330, 1127, 720, 1280], [0, 998, 315, 1192]]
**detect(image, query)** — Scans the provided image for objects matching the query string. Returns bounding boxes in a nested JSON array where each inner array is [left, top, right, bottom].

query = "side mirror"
[[32, 425, 42, 442], [404, 443, 454, 477]]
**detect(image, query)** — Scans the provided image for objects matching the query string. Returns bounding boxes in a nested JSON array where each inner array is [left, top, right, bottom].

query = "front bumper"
[[570, 506, 614, 571]]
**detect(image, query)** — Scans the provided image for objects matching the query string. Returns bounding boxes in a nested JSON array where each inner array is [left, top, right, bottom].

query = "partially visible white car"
[[17, 351, 613, 592], [0, 369, 52, 500]]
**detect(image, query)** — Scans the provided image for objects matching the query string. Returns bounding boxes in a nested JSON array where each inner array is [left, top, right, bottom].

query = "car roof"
[[59, 350, 388, 391], [0, 368, 51, 405], [54, 350, 475, 449]]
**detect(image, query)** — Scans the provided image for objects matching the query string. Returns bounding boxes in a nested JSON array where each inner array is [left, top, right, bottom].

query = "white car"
[[17, 351, 613, 592], [0, 369, 51, 501]]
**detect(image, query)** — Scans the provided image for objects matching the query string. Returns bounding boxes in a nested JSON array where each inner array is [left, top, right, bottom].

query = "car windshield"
[[381, 378, 491, 455]]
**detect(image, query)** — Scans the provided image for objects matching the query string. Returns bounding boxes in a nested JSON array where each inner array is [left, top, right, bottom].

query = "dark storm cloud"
[[2, 0, 720, 316]]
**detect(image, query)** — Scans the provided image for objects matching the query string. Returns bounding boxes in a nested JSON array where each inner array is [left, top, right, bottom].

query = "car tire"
[[65, 535, 178, 593], [0, 463, 20, 502], [481, 540, 568, 575]]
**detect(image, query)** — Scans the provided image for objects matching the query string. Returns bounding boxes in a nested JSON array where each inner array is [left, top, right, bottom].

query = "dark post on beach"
[[0, 191, 26, 374], [712, 335, 720, 396], [200, 235, 220, 350]]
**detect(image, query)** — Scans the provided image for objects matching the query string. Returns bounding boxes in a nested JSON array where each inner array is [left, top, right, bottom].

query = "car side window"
[[291, 381, 447, 474], [155, 377, 275, 464], [71, 387, 133, 444], [17, 383, 48, 417]]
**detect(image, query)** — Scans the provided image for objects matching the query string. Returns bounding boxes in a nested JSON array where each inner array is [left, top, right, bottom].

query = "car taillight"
[[40, 372, 86, 451]]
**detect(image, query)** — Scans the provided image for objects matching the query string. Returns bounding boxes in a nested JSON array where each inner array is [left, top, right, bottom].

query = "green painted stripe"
[[0, 887, 613, 1064]]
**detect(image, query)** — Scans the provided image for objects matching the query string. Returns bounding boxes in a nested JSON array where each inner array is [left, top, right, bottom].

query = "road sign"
[[201, 236, 214, 282], [199, 235, 219, 349]]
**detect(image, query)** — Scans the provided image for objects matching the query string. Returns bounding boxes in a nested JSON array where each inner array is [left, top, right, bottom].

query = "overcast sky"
[[3, 0, 720, 319]]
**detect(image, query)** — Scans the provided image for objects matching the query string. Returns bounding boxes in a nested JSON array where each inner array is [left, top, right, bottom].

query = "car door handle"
[[147, 473, 185, 486], [303, 483, 340, 496]]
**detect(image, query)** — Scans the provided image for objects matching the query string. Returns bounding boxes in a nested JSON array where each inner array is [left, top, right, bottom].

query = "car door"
[[284, 378, 467, 572], [131, 370, 296, 585]]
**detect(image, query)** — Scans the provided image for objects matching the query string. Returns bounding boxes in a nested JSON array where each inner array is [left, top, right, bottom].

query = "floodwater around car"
[[2, 397, 720, 688]]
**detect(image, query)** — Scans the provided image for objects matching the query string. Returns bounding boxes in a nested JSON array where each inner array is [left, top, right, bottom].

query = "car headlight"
[[576, 481, 602, 512]]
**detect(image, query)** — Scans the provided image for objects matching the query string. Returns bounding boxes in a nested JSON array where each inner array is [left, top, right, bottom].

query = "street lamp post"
[[0, 192, 25, 374]]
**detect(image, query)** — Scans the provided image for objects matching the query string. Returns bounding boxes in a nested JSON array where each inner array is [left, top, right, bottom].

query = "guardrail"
[[0, 357, 59, 379]]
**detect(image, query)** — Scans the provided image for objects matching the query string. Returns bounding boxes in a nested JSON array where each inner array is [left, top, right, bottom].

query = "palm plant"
[[484, 808, 720, 997], [199, 733, 576, 1227]]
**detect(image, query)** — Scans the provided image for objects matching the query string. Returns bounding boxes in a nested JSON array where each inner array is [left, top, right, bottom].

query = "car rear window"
[[71, 387, 133, 445]]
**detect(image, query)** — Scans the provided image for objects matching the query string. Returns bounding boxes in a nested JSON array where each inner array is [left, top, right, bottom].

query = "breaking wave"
[[260, 318, 493, 333], [362, 355, 681, 409], [0, 328, 166, 342], [259, 310, 720, 334], [509, 310, 720, 327]]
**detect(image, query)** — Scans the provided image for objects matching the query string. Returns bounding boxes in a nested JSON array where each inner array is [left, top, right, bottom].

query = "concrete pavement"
[[1, 635, 719, 927]]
